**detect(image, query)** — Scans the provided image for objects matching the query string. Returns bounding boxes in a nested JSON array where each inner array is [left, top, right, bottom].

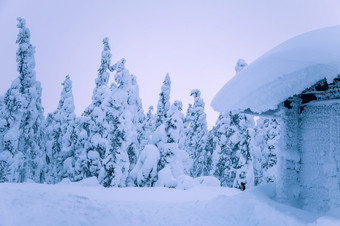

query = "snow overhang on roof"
[[211, 25, 340, 114]]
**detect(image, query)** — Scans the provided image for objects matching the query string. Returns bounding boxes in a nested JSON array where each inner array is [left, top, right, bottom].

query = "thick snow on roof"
[[211, 25, 340, 114]]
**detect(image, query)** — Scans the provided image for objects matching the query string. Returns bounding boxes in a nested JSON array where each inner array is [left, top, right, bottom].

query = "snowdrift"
[[0, 182, 339, 225]]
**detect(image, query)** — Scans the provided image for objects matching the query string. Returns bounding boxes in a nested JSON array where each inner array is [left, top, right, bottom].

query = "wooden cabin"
[[278, 76, 340, 211], [211, 26, 340, 211]]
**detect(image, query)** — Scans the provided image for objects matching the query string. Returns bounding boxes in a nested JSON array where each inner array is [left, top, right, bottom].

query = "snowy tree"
[[234, 59, 248, 73], [251, 117, 279, 185], [98, 116, 129, 187], [154, 100, 188, 176], [130, 144, 160, 187], [68, 117, 92, 182], [44, 75, 76, 183], [144, 106, 155, 144], [211, 112, 255, 190], [0, 18, 45, 183], [126, 74, 146, 169], [166, 101, 186, 150], [0, 96, 9, 182], [185, 89, 209, 177], [81, 37, 114, 181], [98, 59, 138, 187], [231, 113, 254, 190], [155, 74, 171, 128]]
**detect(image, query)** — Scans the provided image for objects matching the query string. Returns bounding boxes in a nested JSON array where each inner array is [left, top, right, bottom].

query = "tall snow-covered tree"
[[185, 89, 209, 177], [0, 18, 45, 183], [44, 75, 76, 183], [126, 74, 145, 169], [81, 37, 113, 180], [152, 74, 177, 173], [155, 74, 171, 128], [98, 59, 136, 187]]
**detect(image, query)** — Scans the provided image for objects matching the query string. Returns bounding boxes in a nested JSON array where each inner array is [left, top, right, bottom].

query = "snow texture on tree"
[[144, 106, 155, 144], [166, 101, 186, 150], [155, 74, 171, 128]]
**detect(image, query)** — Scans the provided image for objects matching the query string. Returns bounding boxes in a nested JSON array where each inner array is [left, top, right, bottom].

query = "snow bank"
[[211, 25, 340, 113], [0, 182, 339, 225], [176, 175, 221, 190]]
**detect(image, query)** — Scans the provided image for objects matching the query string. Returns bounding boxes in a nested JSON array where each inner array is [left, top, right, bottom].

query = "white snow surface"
[[212, 25, 340, 113], [1, 180, 340, 225]]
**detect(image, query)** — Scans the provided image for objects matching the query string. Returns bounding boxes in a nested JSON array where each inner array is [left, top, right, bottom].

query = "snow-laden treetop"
[[211, 25, 340, 114]]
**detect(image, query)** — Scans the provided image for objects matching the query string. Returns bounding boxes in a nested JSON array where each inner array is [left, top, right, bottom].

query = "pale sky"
[[1, 0, 340, 127]]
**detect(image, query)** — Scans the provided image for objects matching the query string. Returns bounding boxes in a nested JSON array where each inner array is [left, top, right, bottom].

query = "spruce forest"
[[0, 18, 279, 190]]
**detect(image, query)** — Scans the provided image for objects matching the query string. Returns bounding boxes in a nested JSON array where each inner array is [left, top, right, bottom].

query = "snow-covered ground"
[[0, 178, 339, 226]]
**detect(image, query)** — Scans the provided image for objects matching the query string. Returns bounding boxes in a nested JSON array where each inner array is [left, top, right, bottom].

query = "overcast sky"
[[1, 0, 340, 127]]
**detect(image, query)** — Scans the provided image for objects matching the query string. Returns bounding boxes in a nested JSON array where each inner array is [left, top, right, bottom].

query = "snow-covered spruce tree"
[[158, 101, 187, 173], [0, 96, 9, 182], [152, 74, 173, 171], [185, 89, 209, 177], [210, 112, 231, 185], [232, 113, 254, 190], [0, 18, 45, 183], [68, 116, 92, 182], [211, 111, 254, 190], [81, 37, 113, 181], [155, 73, 171, 128], [251, 117, 279, 185], [127, 74, 146, 168], [0, 80, 23, 182], [98, 59, 140, 187], [44, 75, 76, 183]]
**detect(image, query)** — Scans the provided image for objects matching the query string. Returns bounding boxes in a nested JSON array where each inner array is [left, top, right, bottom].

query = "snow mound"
[[156, 165, 178, 188], [194, 176, 221, 187], [176, 175, 221, 190], [58, 177, 100, 187], [176, 174, 196, 190], [212, 25, 340, 113]]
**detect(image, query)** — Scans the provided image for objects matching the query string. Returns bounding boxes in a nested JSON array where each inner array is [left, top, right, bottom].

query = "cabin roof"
[[211, 25, 340, 114]]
